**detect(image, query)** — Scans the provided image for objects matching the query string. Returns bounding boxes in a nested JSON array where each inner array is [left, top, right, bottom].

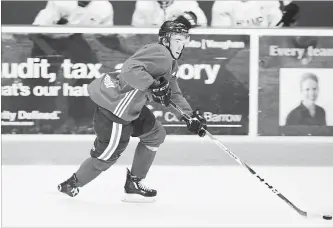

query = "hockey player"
[[131, 0, 207, 27], [57, 21, 207, 201], [211, 0, 283, 28]]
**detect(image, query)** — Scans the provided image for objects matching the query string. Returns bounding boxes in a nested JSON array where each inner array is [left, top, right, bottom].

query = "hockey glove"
[[150, 77, 172, 107], [181, 109, 207, 137]]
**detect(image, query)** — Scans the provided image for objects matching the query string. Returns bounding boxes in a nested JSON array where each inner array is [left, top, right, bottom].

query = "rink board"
[[2, 135, 333, 166]]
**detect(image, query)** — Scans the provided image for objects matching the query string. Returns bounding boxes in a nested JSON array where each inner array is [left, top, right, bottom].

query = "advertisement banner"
[[1, 33, 249, 135], [258, 36, 333, 136]]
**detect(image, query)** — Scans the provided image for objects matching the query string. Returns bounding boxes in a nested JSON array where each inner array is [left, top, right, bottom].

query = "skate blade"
[[121, 193, 156, 203]]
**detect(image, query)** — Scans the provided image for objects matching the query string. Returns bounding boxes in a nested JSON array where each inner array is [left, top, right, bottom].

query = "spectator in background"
[[286, 73, 326, 126], [33, 1, 113, 26], [211, 0, 298, 28], [29, 0, 114, 133], [277, 1, 300, 27], [173, 11, 200, 29], [131, 0, 207, 27]]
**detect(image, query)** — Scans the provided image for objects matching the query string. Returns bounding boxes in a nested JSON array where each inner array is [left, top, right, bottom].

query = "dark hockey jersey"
[[88, 43, 192, 122]]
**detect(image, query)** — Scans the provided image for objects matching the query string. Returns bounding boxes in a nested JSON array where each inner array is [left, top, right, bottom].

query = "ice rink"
[[2, 136, 333, 227], [2, 165, 333, 227]]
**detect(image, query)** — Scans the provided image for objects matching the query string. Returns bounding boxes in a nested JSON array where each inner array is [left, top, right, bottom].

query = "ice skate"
[[122, 168, 157, 203], [57, 174, 80, 197]]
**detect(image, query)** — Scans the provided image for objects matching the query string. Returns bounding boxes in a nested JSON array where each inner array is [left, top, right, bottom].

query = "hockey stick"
[[169, 100, 332, 220]]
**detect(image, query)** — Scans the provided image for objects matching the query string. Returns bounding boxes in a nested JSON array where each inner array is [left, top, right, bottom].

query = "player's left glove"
[[181, 109, 207, 137]]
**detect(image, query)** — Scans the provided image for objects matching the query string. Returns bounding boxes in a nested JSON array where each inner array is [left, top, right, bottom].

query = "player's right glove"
[[149, 77, 172, 107], [181, 109, 207, 137]]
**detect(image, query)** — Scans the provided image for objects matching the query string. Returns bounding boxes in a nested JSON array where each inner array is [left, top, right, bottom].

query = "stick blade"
[[306, 212, 332, 220], [323, 215, 332, 220]]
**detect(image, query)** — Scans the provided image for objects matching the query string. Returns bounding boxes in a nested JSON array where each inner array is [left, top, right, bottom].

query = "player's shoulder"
[[141, 43, 171, 58], [133, 43, 173, 67]]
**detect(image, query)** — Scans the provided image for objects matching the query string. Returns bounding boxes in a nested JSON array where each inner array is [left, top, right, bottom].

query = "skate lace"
[[69, 176, 79, 188], [138, 180, 153, 192]]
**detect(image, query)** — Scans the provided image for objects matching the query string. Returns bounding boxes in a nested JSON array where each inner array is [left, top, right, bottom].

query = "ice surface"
[[2, 165, 333, 227]]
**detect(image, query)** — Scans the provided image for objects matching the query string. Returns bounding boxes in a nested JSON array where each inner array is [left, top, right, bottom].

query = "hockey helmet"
[[158, 21, 189, 41]]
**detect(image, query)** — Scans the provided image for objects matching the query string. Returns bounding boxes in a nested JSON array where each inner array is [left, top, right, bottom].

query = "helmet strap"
[[160, 35, 182, 60]]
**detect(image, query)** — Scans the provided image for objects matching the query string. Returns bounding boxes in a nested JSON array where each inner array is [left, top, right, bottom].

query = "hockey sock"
[[75, 157, 114, 187], [131, 142, 157, 179]]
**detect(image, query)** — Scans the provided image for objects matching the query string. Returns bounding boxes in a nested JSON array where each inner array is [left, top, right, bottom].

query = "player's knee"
[[140, 121, 166, 149], [92, 157, 115, 171], [150, 120, 166, 146], [156, 122, 167, 145]]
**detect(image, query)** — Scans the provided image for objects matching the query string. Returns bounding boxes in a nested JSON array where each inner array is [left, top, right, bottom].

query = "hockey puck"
[[323, 215, 332, 220]]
